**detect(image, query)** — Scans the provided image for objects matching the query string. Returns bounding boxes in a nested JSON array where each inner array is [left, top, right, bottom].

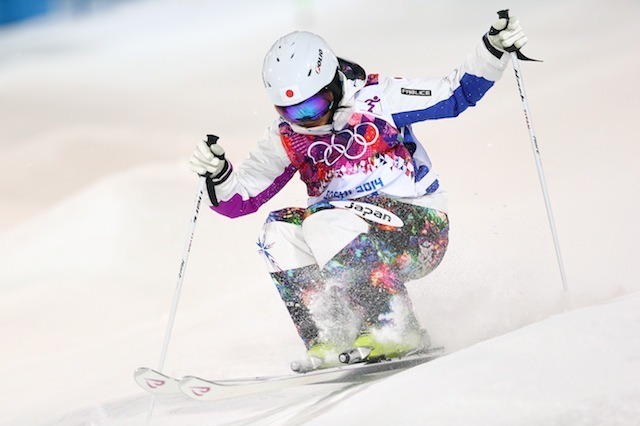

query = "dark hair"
[[325, 69, 344, 113], [326, 59, 367, 122], [337, 57, 366, 81]]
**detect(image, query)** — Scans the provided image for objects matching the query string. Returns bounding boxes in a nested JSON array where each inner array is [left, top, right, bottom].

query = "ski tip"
[[133, 367, 180, 394], [134, 366, 152, 376], [179, 376, 214, 400]]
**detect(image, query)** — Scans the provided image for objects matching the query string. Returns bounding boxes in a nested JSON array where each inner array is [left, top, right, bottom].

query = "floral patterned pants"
[[259, 195, 449, 349]]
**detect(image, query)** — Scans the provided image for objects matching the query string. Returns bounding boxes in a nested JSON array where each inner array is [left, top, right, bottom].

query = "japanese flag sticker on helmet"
[[280, 84, 303, 104]]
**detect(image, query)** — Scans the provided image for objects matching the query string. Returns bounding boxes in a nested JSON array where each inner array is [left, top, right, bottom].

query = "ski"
[[179, 348, 444, 401], [134, 347, 444, 399], [134, 367, 181, 394]]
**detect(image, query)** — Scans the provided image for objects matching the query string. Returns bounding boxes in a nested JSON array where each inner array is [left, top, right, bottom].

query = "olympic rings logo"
[[307, 122, 380, 166]]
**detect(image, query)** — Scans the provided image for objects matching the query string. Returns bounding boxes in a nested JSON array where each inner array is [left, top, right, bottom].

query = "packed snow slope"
[[0, 0, 638, 425]]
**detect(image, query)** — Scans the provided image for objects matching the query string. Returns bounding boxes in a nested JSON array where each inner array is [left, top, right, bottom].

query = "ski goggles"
[[275, 87, 335, 127]]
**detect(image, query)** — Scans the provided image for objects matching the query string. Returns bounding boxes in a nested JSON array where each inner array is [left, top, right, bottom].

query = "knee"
[[301, 205, 369, 268], [259, 208, 315, 272]]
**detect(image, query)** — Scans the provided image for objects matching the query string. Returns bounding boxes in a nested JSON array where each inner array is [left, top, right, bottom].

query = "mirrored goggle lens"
[[275, 90, 334, 125]]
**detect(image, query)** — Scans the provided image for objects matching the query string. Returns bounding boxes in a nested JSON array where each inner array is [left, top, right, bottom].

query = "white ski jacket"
[[209, 39, 510, 218]]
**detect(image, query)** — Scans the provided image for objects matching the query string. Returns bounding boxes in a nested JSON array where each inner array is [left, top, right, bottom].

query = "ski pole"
[[500, 10, 569, 291], [156, 134, 219, 371]]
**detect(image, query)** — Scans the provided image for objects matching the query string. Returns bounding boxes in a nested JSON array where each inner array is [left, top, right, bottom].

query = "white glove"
[[487, 16, 528, 53], [188, 139, 230, 182]]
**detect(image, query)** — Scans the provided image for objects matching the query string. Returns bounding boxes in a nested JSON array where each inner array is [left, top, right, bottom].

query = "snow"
[[0, 0, 639, 424], [311, 293, 640, 425]]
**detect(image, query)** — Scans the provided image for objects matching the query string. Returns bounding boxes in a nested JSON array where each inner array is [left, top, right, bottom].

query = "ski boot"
[[339, 329, 428, 364]]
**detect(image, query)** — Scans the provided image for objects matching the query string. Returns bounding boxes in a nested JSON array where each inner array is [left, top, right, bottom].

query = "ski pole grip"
[[495, 9, 541, 62], [206, 134, 225, 161], [489, 9, 509, 36], [205, 134, 219, 147], [203, 134, 223, 207]]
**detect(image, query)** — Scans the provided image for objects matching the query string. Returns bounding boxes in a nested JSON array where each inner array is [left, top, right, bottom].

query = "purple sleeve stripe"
[[210, 164, 297, 218]]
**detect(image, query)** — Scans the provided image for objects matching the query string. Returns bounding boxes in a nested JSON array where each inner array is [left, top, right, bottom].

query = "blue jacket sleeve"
[[383, 39, 510, 128]]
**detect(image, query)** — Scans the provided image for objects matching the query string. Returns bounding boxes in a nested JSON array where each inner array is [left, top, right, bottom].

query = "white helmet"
[[262, 31, 340, 107]]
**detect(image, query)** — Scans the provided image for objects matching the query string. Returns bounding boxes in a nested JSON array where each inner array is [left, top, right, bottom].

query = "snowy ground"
[[1, 0, 639, 425]]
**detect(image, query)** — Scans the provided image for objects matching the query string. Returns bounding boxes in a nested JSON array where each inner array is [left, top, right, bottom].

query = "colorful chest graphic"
[[279, 113, 415, 198]]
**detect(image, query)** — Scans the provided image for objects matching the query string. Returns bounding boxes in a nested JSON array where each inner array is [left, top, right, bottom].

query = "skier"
[[189, 15, 528, 370]]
